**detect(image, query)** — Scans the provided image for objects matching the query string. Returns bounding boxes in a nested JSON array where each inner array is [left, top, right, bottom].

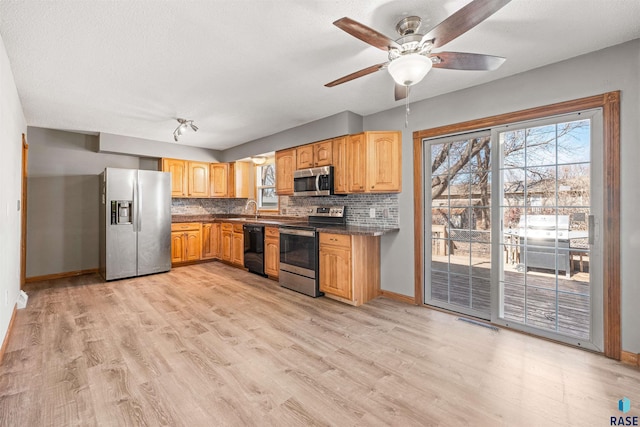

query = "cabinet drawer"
[[319, 233, 351, 248], [265, 226, 279, 237], [172, 222, 201, 231], [221, 222, 233, 231], [233, 223, 244, 233]]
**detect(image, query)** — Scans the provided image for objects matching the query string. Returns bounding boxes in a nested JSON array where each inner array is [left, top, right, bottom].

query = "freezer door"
[[137, 170, 172, 276], [105, 168, 138, 280]]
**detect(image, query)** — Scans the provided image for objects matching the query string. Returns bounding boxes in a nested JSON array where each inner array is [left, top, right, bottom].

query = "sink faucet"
[[245, 199, 258, 219]]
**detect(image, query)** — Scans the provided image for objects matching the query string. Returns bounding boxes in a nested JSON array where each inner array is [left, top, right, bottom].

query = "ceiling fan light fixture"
[[388, 54, 432, 86]]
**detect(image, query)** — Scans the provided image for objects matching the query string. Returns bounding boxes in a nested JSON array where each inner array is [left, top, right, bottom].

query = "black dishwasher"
[[243, 224, 265, 276]]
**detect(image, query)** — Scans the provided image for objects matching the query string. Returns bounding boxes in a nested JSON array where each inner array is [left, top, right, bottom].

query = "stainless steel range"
[[279, 206, 346, 297]]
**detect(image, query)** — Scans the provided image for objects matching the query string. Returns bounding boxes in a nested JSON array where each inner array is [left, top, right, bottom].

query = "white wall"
[[0, 34, 27, 349], [364, 39, 640, 353]]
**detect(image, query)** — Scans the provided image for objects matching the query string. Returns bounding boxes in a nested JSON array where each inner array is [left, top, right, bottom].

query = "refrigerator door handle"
[[136, 179, 143, 232]]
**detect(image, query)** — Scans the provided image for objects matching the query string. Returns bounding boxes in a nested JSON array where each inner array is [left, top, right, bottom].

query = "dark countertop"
[[314, 224, 399, 236], [171, 215, 399, 236]]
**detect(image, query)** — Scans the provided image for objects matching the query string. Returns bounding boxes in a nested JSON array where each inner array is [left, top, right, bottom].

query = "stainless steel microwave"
[[293, 166, 334, 196]]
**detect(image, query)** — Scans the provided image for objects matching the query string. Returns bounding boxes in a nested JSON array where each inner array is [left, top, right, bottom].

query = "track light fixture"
[[173, 118, 198, 142]]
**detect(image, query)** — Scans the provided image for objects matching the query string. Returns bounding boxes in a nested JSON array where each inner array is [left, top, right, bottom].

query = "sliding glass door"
[[424, 110, 603, 350], [426, 131, 493, 320]]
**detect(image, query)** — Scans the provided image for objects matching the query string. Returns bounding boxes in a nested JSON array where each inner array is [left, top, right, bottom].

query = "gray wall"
[[27, 127, 142, 277], [364, 39, 640, 353], [221, 111, 363, 162], [0, 32, 27, 351], [99, 132, 222, 162]]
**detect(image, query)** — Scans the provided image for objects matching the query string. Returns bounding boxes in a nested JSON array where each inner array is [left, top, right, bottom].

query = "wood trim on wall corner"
[[380, 290, 417, 305], [0, 305, 17, 366], [412, 91, 621, 360]]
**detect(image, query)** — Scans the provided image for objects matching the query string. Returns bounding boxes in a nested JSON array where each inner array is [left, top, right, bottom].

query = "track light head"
[[173, 118, 198, 142]]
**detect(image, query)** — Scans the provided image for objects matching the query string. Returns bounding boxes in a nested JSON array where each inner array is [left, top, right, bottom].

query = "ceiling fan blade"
[[325, 62, 388, 87], [421, 0, 512, 48], [394, 84, 410, 101], [430, 52, 506, 70], [333, 17, 401, 51]]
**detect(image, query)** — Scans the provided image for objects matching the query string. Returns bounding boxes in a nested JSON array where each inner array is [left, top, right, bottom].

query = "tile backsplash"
[[172, 193, 399, 227], [279, 194, 399, 227]]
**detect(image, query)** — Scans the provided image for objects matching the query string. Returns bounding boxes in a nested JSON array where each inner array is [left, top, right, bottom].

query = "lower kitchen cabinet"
[[231, 223, 244, 267], [264, 226, 279, 278], [201, 222, 220, 260], [319, 232, 380, 306], [171, 223, 202, 264], [221, 223, 233, 262]]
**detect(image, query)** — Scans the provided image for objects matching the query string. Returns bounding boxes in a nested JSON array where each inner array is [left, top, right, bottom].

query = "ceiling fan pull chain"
[[404, 86, 411, 128]]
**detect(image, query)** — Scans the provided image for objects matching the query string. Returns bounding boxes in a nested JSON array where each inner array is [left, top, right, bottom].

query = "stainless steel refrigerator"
[[99, 168, 172, 281]]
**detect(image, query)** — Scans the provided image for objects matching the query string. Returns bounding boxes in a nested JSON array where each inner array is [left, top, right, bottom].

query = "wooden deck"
[[430, 255, 590, 339]]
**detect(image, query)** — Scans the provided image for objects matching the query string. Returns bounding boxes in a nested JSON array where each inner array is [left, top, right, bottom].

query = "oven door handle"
[[315, 174, 321, 192], [280, 228, 316, 237]]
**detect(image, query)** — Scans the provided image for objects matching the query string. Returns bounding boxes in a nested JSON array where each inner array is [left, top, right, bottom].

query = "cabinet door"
[[185, 230, 202, 261], [347, 133, 366, 193], [367, 131, 402, 192], [221, 230, 233, 262], [232, 232, 244, 266], [232, 162, 252, 198], [188, 162, 210, 197], [212, 223, 221, 259], [162, 158, 188, 197], [264, 226, 279, 277], [296, 144, 314, 169], [201, 224, 215, 259], [332, 136, 347, 194], [275, 149, 296, 195], [319, 246, 352, 300], [314, 140, 333, 167], [210, 163, 230, 198], [171, 231, 185, 263]]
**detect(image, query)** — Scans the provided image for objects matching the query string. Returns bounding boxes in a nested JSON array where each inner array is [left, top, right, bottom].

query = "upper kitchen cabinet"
[[275, 148, 296, 195], [161, 158, 188, 197], [296, 144, 314, 169], [366, 131, 402, 193], [346, 131, 402, 194], [347, 133, 367, 193], [332, 136, 348, 194], [296, 140, 333, 170], [210, 163, 230, 197], [188, 161, 210, 197], [210, 162, 252, 198], [161, 158, 209, 197]]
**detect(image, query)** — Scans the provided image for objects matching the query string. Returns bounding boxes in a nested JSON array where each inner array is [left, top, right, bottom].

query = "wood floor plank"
[[1, 262, 639, 426]]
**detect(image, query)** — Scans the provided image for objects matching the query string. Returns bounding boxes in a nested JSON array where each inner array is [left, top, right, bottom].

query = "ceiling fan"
[[325, 0, 512, 101]]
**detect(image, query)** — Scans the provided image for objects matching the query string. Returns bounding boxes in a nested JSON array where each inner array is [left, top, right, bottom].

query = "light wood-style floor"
[[2, 262, 639, 426]]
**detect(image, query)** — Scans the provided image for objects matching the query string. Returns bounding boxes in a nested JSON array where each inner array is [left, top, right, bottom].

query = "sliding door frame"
[[413, 91, 620, 359]]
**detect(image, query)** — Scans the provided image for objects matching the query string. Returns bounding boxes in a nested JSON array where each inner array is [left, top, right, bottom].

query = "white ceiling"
[[1, 1, 638, 151]]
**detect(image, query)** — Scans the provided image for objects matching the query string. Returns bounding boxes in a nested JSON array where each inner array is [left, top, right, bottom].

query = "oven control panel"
[[309, 206, 345, 218]]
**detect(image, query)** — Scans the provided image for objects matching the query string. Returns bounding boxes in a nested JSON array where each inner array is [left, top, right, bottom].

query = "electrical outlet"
[[369, 208, 376, 218], [383, 208, 389, 218]]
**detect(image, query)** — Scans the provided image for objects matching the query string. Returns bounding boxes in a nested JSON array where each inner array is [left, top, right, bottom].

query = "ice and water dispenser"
[[111, 200, 133, 225]]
